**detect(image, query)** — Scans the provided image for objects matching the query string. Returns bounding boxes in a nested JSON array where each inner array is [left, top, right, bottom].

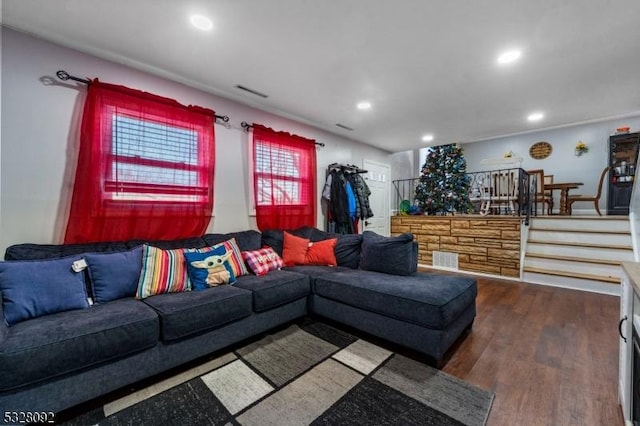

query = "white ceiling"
[[3, 0, 640, 153]]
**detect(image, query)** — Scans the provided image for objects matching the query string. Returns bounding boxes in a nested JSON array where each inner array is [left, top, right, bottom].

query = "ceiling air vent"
[[235, 84, 268, 98], [335, 123, 354, 131]]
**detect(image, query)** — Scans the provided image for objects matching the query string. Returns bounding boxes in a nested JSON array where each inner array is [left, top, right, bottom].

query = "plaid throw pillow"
[[242, 247, 284, 276], [211, 238, 250, 277]]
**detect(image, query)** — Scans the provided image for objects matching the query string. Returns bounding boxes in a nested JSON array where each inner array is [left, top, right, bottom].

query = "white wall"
[[461, 117, 640, 214], [0, 28, 406, 253]]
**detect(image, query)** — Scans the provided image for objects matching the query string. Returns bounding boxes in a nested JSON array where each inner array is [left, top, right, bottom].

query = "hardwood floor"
[[443, 277, 624, 426]]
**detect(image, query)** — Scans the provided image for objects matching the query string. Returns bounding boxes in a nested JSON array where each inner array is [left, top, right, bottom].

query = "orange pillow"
[[282, 232, 310, 266], [305, 238, 338, 266]]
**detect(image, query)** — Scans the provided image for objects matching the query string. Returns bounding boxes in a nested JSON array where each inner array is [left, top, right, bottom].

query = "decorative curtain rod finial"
[[56, 70, 90, 84]]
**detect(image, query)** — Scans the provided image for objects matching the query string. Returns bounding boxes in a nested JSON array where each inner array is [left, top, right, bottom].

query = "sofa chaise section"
[[310, 269, 477, 365]]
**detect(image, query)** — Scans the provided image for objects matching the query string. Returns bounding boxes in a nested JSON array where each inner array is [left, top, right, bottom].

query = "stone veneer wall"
[[390, 215, 522, 278]]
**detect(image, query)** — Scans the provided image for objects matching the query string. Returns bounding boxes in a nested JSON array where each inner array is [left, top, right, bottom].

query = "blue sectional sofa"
[[0, 228, 477, 416]]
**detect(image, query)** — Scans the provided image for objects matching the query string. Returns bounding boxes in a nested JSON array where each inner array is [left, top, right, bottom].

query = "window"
[[64, 80, 216, 243], [254, 141, 307, 205], [107, 113, 207, 202], [250, 124, 317, 231]]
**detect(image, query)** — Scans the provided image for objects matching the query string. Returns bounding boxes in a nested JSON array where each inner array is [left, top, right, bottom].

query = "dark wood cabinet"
[[608, 132, 640, 215]]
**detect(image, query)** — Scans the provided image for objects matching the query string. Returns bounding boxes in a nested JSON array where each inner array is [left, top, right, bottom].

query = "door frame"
[[363, 159, 391, 236]]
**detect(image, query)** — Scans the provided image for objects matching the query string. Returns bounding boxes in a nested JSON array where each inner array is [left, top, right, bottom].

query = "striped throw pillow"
[[211, 238, 250, 277], [136, 245, 202, 299]]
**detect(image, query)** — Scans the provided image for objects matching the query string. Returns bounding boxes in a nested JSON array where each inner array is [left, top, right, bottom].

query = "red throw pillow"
[[305, 238, 338, 266], [282, 232, 310, 266]]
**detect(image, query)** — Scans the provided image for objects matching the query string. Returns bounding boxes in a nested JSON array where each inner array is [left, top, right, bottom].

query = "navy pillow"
[[184, 247, 236, 291], [84, 247, 143, 304], [0, 256, 89, 326], [335, 234, 363, 269], [360, 231, 417, 276]]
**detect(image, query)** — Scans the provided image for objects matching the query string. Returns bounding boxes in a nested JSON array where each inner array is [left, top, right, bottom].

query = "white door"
[[363, 159, 390, 236]]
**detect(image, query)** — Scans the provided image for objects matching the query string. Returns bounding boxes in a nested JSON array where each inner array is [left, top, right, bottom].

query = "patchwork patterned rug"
[[62, 319, 493, 426]]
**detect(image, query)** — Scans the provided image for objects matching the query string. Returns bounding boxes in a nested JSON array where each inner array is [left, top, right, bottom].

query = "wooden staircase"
[[522, 216, 633, 295]]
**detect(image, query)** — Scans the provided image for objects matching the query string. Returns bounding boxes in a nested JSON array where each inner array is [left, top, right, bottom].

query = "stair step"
[[533, 216, 628, 220], [525, 252, 622, 266], [524, 257, 621, 279], [523, 266, 620, 284], [527, 239, 633, 251], [528, 230, 631, 245], [529, 216, 630, 233], [529, 227, 630, 235], [526, 241, 635, 262]]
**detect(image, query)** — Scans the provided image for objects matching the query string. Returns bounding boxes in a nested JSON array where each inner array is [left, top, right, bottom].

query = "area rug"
[[62, 319, 493, 426]]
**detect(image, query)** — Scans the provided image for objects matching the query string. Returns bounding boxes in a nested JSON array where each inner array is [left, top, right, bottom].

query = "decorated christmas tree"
[[414, 144, 473, 215]]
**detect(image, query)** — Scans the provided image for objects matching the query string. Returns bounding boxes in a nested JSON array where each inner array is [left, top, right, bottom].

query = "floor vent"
[[432, 251, 459, 270]]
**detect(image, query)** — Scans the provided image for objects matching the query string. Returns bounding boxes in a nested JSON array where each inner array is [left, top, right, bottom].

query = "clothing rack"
[[240, 121, 325, 147], [324, 163, 373, 234], [56, 70, 230, 124], [327, 162, 368, 174]]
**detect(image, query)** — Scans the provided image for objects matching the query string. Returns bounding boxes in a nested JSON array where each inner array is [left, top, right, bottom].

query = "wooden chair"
[[566, 166, 611, 216], [491, 170, 518, 214], [527, 169, 553, 215]]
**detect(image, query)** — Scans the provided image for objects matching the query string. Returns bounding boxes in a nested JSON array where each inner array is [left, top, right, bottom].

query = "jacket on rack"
[[347, 173, 374, 219]]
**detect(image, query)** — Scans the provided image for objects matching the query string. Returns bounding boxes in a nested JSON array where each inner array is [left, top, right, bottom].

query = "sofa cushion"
[[142, 285, 252, 341], [313, 270, 477, 330], [360, 231, 417, 276], [85, 247, 143, 303], [233, 270, 310, 312], [0, 298, 158, 391], [203, 230, 262, 252], [0, 256, 89, 326], [283, 265, 353, 291], [4, 241, 129, 261], [184, 248, 236, 290]]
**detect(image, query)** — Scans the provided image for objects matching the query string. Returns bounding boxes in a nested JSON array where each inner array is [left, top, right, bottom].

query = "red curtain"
[[252, 124, 317, 231], [64, 79, 215, 243]]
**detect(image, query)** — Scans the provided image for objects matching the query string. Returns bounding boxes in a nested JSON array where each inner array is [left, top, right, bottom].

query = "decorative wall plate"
[[529, 141, 552, 160]]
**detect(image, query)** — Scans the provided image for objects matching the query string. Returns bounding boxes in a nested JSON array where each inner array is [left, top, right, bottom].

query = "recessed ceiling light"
[[357, 101, 371, 110], [527, 112, 544, 122], [421, 134, 435, 142], [497, 49, 521, 65], [190, 14, 213, 31]]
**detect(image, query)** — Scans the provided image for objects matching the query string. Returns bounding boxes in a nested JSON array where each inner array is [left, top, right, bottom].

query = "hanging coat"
[[348, 173, 374, 219], [329, 170, 350, 225]]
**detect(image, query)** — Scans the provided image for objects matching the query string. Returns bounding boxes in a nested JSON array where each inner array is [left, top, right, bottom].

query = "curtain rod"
[[56, 70, 230, 124], [240, 121, 325, 147]]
